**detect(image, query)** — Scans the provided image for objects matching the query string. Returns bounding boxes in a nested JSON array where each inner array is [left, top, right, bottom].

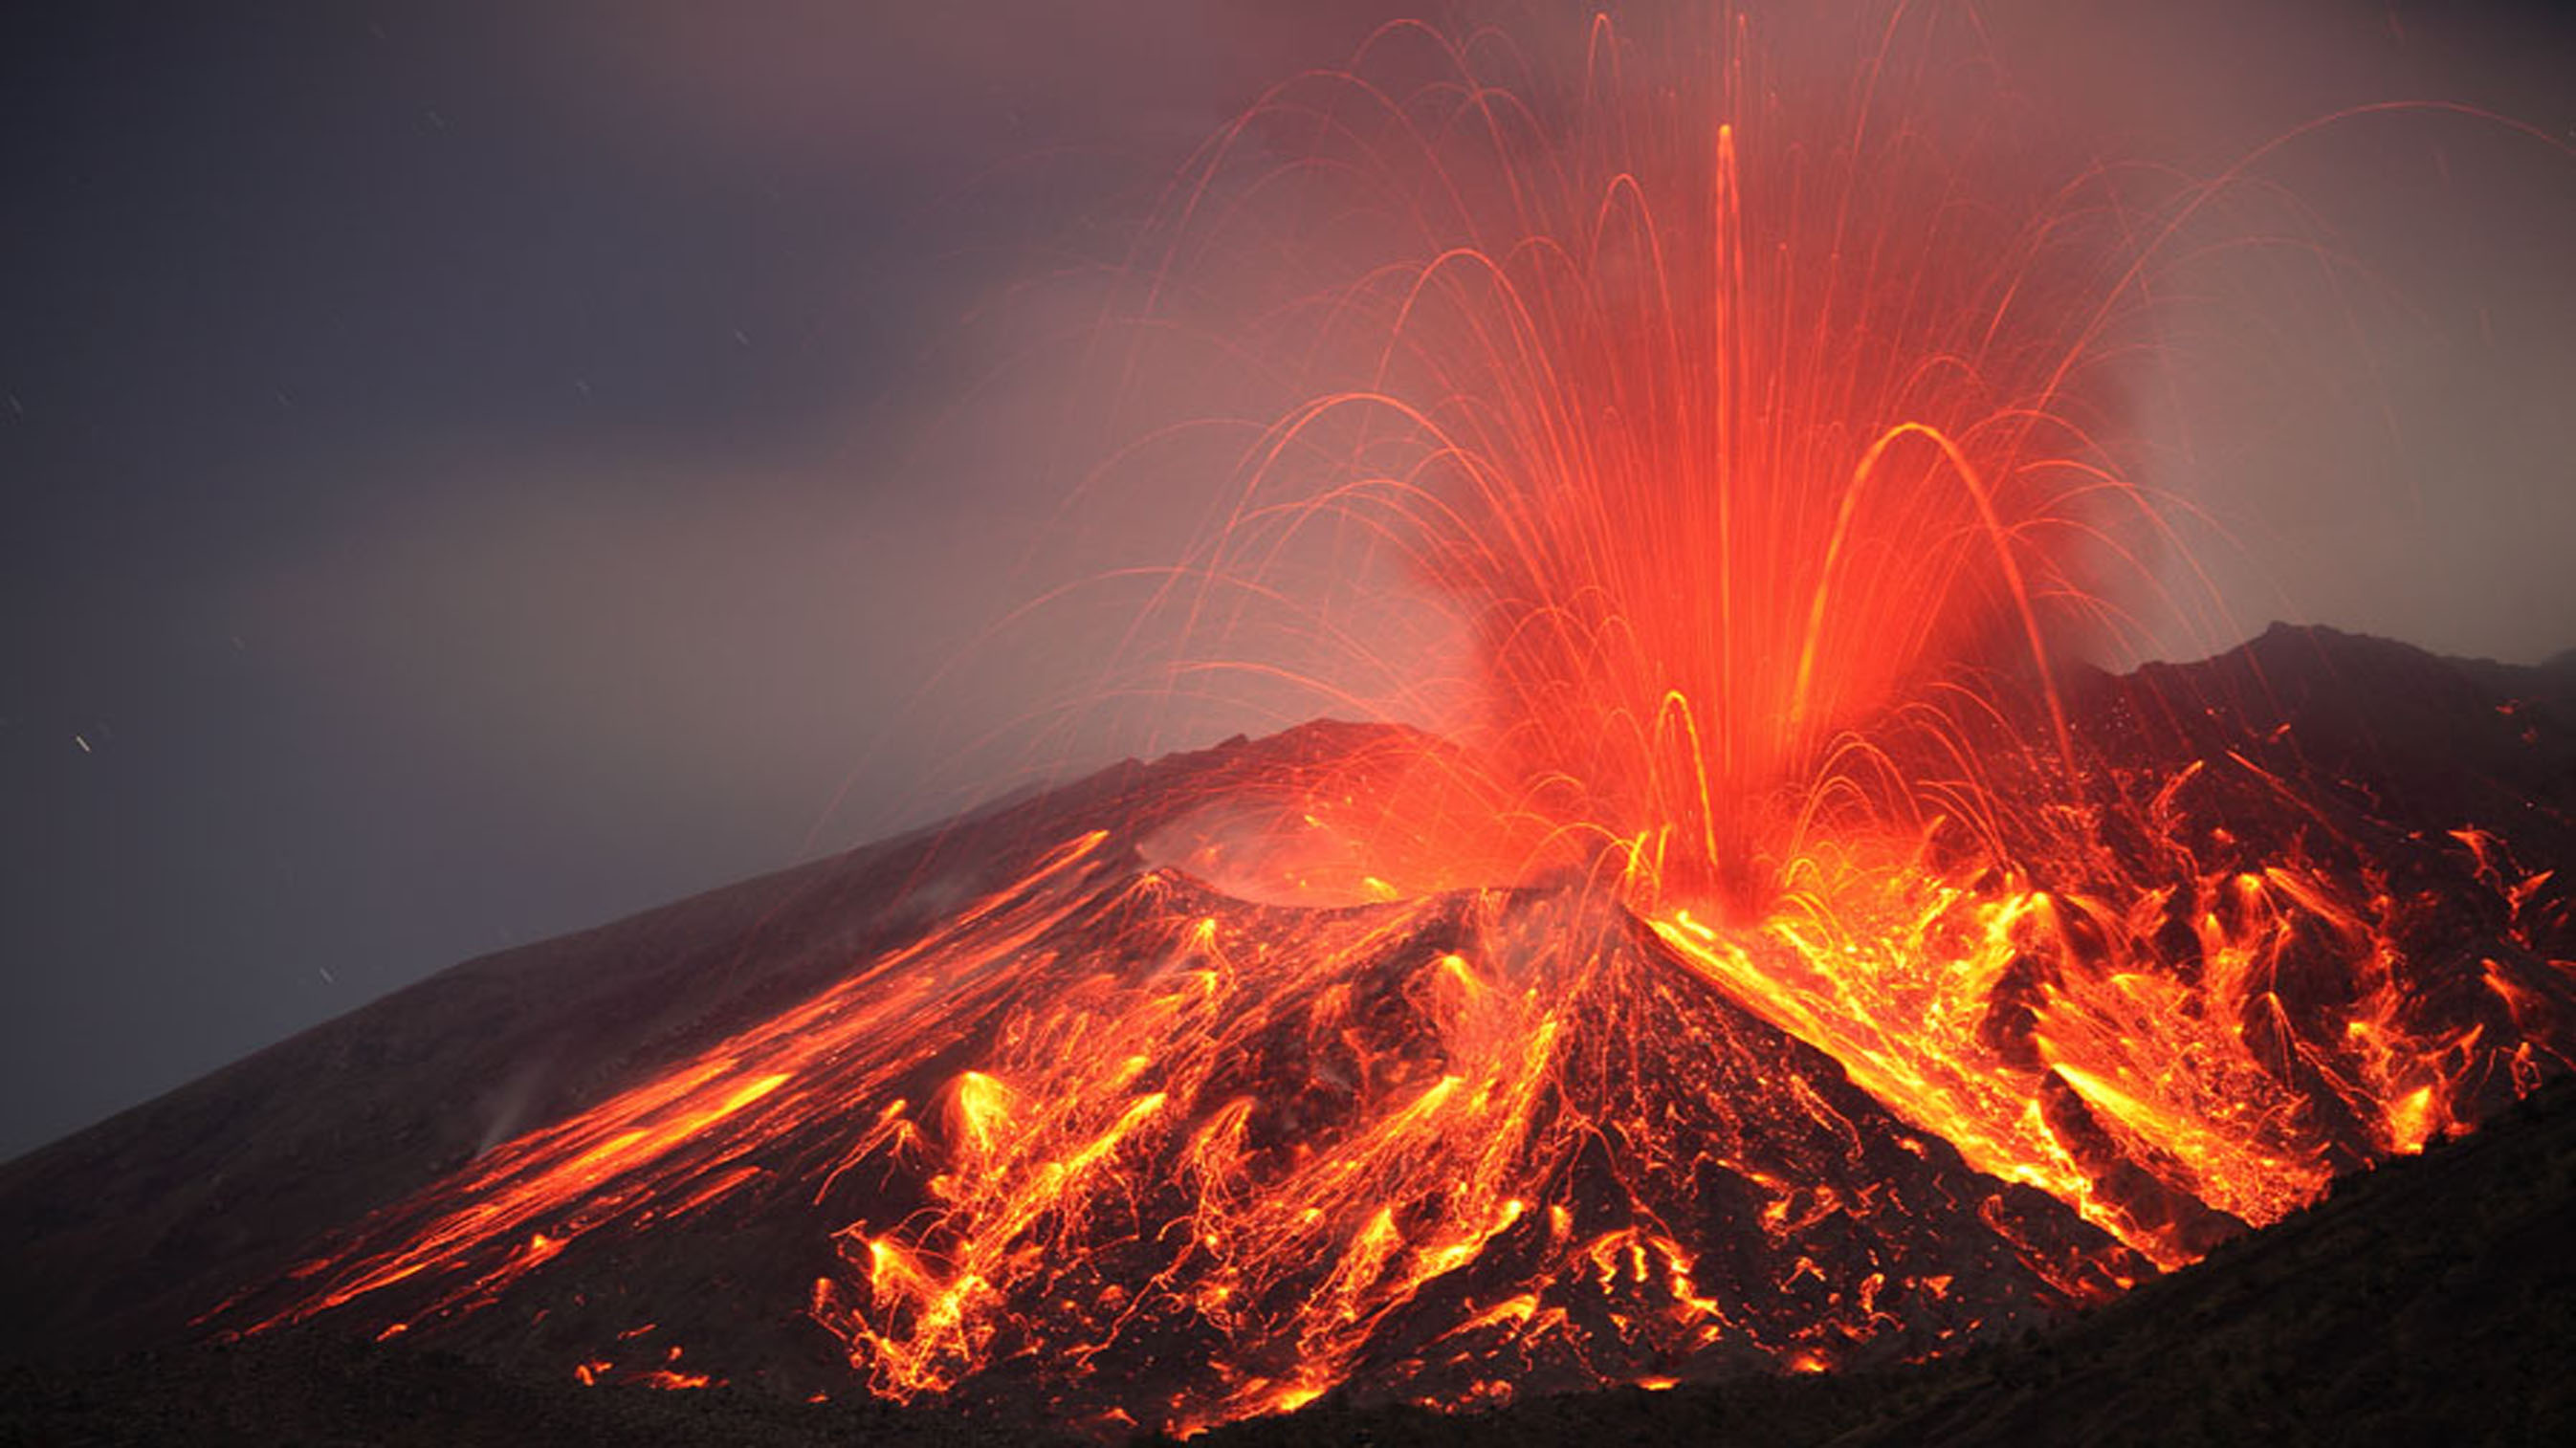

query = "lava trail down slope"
[[1, 627, 2571, 1437]]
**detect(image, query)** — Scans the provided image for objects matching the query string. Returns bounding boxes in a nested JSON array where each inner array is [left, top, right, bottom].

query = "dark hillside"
[[8, 1076, 2568, 1447]]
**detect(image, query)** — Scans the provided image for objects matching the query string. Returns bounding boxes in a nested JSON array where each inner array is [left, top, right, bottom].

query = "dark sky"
[[5, 1, 2572, 1160]]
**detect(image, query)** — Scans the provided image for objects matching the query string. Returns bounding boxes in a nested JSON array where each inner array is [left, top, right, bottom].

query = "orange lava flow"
[[227, 821, 2153, 1428], [211, 6, 2576, 1436], [1650, 842, 2554, 1260], [1109, 5, 2574, 1262]]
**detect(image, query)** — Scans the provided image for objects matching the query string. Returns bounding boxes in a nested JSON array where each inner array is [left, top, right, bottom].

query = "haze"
[[5, 0, 2570, 1159]]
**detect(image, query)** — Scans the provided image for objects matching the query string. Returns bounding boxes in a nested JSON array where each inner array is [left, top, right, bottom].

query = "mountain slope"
[[11, 1072, 2568, 1446], [1192, 1070, 2576, 1448], [0, 726, 1388, 1365], [2, 625, 2571, 1441]]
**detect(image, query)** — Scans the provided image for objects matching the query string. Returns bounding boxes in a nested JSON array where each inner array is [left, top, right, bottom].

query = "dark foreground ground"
[[10, 1073, 2570, 1448]]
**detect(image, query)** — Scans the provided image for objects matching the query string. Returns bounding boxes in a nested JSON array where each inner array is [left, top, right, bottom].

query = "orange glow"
[[637, 1369, 715, 1392], [204, 7, 2576, 1438]]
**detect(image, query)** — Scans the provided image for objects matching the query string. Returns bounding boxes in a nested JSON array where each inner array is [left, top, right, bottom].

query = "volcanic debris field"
[[5, 626, 2575, 1446], [8, 1043, 2574, 1446]]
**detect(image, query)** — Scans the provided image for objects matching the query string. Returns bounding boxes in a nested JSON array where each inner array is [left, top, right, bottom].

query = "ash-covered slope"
[[11, 1024, 2571, 1448], [2, 625, 2572, 1440], [187, 861, 2136, 1434], [1839, 621, 2576, 1258], [0, 722, 1404, 1367], [1188, 1069, 2576, 1448]]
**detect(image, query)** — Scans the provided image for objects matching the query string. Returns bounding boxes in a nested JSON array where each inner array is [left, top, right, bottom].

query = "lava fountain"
[[1120, 5, 2160, 920], [208, 5, 2575, 1437]]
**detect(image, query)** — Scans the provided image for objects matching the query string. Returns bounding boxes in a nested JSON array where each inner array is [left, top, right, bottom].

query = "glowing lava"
[[208, 6, 2576, 1437], [1125, 5, 2156, 922], [224, 800, 2145, 1432]]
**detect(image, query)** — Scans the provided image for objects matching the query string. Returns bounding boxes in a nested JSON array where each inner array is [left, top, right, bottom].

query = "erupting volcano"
[[175, 640, 2574, 1437], [7, 6, 2572, 1443]]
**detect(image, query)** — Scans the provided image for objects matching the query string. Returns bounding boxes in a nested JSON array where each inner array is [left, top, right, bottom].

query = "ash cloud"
[[1981, 0, 2576, 665]]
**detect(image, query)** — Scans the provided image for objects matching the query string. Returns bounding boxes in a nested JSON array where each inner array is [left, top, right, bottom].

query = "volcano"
[[3, 625, 2571, 1438]]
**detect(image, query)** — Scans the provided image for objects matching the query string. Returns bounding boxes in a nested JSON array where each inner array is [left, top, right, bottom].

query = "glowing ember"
[[206, 6, 2574, 1438]]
